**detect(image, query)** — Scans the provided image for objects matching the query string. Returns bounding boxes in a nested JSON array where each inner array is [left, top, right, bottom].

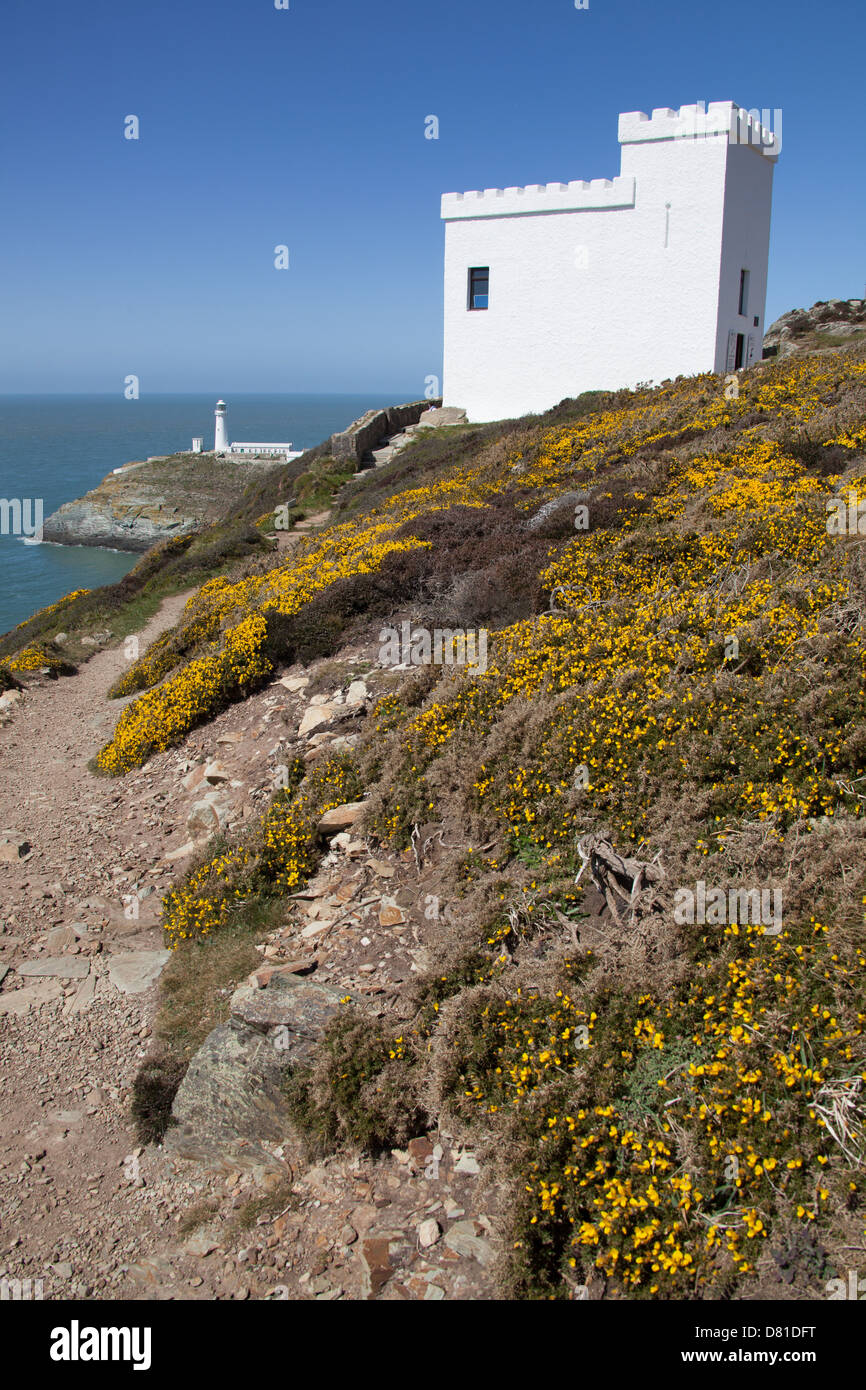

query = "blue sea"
[[0, 393, 407, 637]]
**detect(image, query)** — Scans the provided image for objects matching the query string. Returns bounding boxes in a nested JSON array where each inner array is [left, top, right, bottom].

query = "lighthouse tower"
[[214, 400, 229, 454]]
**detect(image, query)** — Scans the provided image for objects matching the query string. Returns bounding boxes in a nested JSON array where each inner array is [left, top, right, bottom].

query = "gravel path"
[[0, 598, 504, 1301], [0, 593, 194, 1298]]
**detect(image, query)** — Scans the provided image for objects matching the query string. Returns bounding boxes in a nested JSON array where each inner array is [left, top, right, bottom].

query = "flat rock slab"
[[166, 1021, 294, 1169], [125, 1255, 178, 1294], [107, 950, 170, 995], [47, 1108, 84, 1127], [42, 927, 82, 952], [184, 1227, 222, 1258], [443, 1220, 494, 1266], [0, 979, 64, 1016], [103, 914, 161, 940], [17, 956, 90, 979], [230, 973, 346, 1062]]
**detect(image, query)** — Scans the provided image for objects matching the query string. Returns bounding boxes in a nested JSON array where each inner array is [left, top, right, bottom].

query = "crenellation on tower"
[[618, 101, 779, 158], [442, 174, 635, 219]]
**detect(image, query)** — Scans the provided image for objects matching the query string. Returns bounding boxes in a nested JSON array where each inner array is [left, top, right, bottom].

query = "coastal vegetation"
[[9, 340, 866, 1297]]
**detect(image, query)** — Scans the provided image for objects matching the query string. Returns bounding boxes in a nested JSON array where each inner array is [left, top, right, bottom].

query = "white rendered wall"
[[441, 104, 776, 422], [714, 141, 774, 369]]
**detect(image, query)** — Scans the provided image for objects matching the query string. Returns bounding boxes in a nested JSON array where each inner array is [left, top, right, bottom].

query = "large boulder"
[[187, 790, 232, 840], [416, 406, 466, 428], [316, 801, 365, 834], [165, 973, 348, 1172]]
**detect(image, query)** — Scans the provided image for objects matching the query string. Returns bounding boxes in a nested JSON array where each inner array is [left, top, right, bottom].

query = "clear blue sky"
[[1, 0, 862, 394]]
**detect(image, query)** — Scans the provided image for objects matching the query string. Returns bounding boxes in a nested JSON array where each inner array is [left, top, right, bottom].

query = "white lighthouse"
[[214, 399, 229, 454], [194, 396, 300, 461]]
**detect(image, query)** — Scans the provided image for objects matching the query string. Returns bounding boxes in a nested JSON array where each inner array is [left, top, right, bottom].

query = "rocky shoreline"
[[41, 453, 284, 552], [40, 400, 444, 552]]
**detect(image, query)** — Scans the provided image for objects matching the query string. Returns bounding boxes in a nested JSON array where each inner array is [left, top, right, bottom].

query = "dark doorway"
[[734, 333, 745, 369]]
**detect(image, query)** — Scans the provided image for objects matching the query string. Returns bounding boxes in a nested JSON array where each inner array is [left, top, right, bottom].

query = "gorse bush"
[[104, 341, 866, 1298], [6, 642, 75, 677], [284, 1011, 426, 1157], [161, 753, 362, 947], [97, 528, 430, 772], [349, 349, 866, 1296], [96, 612, 273, 774]]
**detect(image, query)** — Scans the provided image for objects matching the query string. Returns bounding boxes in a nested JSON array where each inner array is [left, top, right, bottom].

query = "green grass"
[[131, 895, 284, 1144]]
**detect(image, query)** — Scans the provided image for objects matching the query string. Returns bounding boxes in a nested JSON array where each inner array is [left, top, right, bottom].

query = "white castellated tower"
[[214, 400, 229, 454], [441, 102, 780, 421]]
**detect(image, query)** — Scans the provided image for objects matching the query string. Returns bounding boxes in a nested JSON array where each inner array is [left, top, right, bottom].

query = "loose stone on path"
[[0, 978, 64, 1016], [106, 950, 171, 995], [17, 956, 91, 979]]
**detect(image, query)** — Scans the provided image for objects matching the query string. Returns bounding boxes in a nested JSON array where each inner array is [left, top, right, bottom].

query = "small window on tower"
[[468, 267, 489, 310], [738, 269, 750, 316]]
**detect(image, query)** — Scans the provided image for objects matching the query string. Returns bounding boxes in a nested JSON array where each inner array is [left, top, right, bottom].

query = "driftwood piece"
[[574, 835, 665, 926]]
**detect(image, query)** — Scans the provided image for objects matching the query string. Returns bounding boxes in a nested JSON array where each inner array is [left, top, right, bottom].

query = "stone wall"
[[329, 399, 441, 465]]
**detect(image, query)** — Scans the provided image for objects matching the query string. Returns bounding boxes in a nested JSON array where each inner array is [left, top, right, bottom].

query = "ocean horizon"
[[0, 392, 414, 637]]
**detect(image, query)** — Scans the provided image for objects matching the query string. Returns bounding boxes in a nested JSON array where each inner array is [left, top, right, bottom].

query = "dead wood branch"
[[575, 834, 666, 926]]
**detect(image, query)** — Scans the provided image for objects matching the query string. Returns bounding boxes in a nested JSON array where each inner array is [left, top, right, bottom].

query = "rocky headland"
[[40, 401, 442, 553], [41, 453, 284, 552], [763, 296, 866, 358]]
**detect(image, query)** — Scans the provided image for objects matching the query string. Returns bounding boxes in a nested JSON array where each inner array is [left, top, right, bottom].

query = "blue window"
[[468, 267, 489, 310]]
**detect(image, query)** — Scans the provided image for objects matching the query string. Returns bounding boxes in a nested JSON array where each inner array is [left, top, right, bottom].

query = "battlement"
[[618, 102, 779, 159], [441, 174, 635, 221]]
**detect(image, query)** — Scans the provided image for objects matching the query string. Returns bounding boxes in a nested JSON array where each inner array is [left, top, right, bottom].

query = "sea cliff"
[[41, 452, 284, 551]]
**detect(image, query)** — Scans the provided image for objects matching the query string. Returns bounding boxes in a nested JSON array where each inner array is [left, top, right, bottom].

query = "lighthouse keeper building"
[[440, 101, 779, 422]]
